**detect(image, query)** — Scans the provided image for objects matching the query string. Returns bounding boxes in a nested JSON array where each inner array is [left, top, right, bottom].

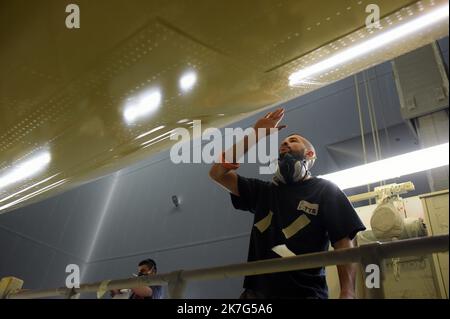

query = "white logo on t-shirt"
[[297, 200, 319, 216]]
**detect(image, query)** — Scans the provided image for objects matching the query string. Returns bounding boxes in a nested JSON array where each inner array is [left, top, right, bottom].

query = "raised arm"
[[208, 108, 287, 195]]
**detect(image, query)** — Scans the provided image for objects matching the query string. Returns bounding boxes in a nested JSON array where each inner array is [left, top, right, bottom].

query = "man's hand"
[[253, 108, 287, 140], [209, 107, 287, 195]]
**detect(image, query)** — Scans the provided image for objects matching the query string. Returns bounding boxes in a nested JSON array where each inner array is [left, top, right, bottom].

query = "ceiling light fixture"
[[289, 4, 449, 86], [319, 142, 449, 190]]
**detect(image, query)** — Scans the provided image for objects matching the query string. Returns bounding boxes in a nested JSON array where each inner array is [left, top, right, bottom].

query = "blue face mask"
[[273, 152, 311, 185]]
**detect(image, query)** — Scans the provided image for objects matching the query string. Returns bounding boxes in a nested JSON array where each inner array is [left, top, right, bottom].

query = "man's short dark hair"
[[138, 258, 157, 272]]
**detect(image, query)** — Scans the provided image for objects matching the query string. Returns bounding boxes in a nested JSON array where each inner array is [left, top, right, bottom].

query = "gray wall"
[[0, 38, 448, 298], [0, 177, 118, 289]]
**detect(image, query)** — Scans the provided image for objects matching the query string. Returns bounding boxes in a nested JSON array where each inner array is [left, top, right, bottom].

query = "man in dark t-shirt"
[[111, 258, 163, 299], [209, 108, 366, 299]]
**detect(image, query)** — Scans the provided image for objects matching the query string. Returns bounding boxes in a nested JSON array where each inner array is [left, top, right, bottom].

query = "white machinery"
[[363, 182, 427, 241], [326, 182, 449, 299]]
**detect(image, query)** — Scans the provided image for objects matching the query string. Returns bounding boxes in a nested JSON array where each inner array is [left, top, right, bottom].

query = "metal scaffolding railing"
[[5, 234, 449, 299]]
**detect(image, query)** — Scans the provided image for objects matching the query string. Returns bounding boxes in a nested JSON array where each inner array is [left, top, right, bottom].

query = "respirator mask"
[[273, 151, 315, 185]]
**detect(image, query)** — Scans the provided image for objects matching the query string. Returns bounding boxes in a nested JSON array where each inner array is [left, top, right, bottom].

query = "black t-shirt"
[[230, 175, 366, 299]]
